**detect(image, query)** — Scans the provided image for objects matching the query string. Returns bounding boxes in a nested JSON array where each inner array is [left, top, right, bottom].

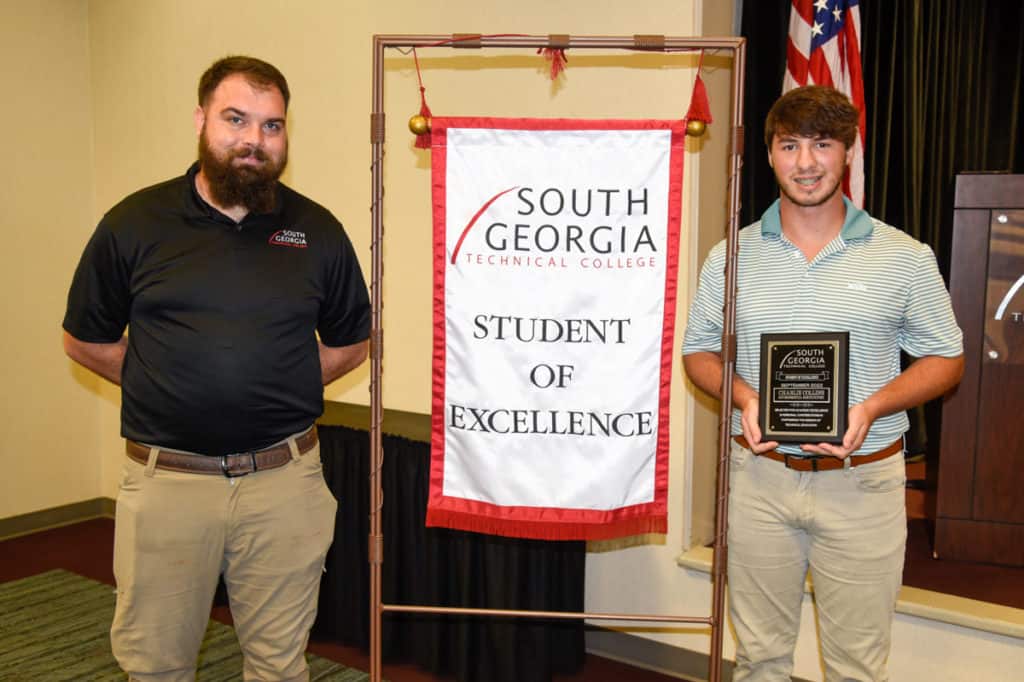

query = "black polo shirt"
[[64, 163, 370, 455]]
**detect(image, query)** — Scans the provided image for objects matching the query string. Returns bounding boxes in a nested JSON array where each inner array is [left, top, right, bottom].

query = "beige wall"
[[82, 0, 707, 500], [3, 0, 707, 509], [3, 2, 1016, 679], [1, 0, 101, 518]]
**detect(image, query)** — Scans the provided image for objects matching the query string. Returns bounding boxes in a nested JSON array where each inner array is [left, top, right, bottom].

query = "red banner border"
[[428, 117, 685, 540]]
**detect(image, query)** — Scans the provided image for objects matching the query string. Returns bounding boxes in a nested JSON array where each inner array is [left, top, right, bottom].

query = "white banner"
[[427, 118, 684, 540]]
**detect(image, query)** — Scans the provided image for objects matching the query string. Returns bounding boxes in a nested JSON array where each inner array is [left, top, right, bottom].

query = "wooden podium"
[[935, 174, 1024, 567]]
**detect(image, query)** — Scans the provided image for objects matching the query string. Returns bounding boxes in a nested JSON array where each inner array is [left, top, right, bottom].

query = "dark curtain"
[[742, 0, 1024, 235], [739, 1, 791, 226], [312, 425, 586, 682], [861, 0, 1024, 263], [741, 0, 1024, 454]]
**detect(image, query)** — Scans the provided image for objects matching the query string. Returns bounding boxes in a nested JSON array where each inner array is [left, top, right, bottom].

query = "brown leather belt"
[[126, 427, 318, 477], [733, 435, 902, 472]]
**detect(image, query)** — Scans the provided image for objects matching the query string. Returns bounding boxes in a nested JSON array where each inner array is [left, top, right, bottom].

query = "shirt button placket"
[[786, 247, 810, 331]]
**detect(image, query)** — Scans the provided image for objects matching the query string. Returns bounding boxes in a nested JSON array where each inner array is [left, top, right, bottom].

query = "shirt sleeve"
[[899, 242, 963, 358], [62, 218, 131, 343], [317, 222, 371, 347], [682, 240, 727, 355]]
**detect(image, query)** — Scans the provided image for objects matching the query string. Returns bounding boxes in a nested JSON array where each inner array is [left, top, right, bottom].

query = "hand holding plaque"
[[758, 332, 849, 444]]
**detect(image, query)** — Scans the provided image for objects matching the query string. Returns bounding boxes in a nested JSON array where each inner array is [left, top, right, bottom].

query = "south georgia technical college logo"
[[268, 229, 308, 248], [450, 185, 658, 271]]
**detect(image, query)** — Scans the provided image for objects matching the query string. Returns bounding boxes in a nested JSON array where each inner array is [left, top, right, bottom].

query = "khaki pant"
[[727, 440, 907, 682], [110, 434, 337, 682]]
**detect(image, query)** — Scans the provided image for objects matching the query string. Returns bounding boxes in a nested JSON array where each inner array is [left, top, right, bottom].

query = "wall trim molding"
[[321, 400, 430, 442], [0, 405, 416, 543], [0, 497, 114, 541], [586, 627, 813, 682], [678, 546, 1024, 640]]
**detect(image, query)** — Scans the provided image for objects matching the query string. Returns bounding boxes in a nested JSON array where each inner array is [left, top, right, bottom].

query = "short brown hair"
[[198, 56, 290, 110], [764, 85, 858, 148]]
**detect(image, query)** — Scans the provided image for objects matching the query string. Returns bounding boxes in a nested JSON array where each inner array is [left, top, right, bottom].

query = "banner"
[[427, 118, 684, 540]]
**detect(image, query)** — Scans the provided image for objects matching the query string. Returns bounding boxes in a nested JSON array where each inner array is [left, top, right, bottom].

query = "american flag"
[[783, 0, 866, 207]]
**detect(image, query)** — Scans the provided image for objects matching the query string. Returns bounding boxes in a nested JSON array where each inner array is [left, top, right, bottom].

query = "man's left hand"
[[800, 403, 873, 459]]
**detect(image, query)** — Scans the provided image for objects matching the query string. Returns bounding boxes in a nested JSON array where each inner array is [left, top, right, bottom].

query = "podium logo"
[[995, 274, 1024, 322]]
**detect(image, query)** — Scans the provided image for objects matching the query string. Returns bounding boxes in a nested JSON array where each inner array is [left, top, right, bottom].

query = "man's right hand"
[[739, 396, 779, 453]]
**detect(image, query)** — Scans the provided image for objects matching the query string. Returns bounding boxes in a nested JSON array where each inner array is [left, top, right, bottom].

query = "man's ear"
[[845, 144, 855, 167], [193, 106, 205, 136]]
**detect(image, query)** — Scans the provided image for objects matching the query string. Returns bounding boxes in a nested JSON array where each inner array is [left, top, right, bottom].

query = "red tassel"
[[685, 73, 713, 125], [415, 87, 432, 149], [537, 47, 568, 80]]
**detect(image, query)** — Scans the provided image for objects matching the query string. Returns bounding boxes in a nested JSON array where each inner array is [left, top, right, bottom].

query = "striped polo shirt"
[[682, 197, 963, 455]]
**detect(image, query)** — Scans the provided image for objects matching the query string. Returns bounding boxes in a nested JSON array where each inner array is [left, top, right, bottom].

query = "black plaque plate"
[[758, 332, 849, 444]]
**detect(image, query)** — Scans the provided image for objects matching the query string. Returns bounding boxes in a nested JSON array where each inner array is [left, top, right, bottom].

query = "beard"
[[198, 129, 287, 215]]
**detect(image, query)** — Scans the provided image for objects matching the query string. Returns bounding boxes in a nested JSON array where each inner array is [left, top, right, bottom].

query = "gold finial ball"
[[686, 119, 707, 137], [408, 114, 430, 136]]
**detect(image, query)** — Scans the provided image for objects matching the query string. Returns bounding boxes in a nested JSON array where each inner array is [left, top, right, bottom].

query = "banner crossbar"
[[375, 34, 744, 51], [381, 603, 714, 624]]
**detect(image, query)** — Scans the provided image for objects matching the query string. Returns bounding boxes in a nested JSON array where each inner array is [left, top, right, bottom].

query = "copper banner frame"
[[369, 33, 745, 682]]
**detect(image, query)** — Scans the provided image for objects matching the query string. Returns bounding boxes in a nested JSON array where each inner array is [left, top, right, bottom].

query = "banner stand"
[[369, 34, 747, 682]]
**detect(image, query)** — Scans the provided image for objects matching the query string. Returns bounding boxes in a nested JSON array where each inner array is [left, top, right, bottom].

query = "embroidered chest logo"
[[268, 229, 308, 248], [846, 281, 868, 292]]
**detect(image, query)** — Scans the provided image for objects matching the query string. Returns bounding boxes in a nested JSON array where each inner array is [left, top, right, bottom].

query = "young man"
[[63, 56, 370, 682], [683, 86, 963, 681]]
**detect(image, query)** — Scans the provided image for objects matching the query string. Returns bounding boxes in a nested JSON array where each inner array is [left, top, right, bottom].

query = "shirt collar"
[[760, 196, 874, 240]]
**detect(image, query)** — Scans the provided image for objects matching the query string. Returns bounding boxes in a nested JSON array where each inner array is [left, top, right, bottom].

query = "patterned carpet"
[[0, 570, 367, 681]]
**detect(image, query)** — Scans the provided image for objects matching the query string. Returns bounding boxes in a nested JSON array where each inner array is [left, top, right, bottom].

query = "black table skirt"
[[312, 425, 586, 682]]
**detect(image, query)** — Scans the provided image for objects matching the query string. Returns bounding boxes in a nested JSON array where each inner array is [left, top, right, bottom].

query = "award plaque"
[[758, 332, 849, 444]]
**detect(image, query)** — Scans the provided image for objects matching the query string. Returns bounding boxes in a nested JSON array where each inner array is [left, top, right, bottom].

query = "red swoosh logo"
[[450, 186, 518, 265]]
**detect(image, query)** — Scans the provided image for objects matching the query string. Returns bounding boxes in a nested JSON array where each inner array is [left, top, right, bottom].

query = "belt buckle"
[[785, 454, 823, 471], [221, 452, 258, 478]]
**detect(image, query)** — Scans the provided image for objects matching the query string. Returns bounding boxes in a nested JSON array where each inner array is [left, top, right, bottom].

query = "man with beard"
[[683, 86, 963, 680], [62, 56, 369, 682]]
